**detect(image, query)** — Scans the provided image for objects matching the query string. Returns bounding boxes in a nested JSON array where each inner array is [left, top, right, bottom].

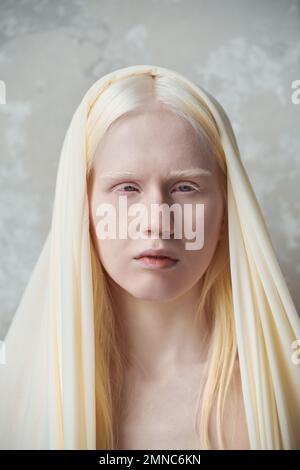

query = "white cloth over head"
[[0, 65, 299, 449]]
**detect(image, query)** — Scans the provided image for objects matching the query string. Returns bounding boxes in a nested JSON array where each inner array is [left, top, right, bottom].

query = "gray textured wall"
[[0, 0, 299, 338]]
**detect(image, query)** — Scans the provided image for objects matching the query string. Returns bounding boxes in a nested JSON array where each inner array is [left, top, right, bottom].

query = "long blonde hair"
[[86, 72, 237, 449]]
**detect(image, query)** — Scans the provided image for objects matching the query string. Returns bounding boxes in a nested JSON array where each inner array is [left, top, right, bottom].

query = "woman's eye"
[[115, 184, 139, 193], [172, 184, 198, 193]]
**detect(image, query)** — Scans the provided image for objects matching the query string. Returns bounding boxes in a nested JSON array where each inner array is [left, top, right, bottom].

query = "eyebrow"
[[100, 168, 212, 181]]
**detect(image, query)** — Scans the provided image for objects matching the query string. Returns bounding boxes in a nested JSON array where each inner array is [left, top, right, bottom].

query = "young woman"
[[0, 65, 299, 450]]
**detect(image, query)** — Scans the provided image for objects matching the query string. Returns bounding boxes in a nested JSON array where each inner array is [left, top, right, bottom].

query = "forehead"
[[94, 105, 217, 175]]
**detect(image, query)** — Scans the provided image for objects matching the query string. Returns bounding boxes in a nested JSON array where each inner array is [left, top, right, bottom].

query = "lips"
[[135, 256, 178, 269], [134, 249, 178, 261]]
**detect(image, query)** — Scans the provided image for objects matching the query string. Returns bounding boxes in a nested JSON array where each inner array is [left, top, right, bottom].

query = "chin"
[[128, 285, 182, 302]]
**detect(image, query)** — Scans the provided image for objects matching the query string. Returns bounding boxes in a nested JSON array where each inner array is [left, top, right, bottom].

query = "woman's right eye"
[[115, 184, 139, 193]]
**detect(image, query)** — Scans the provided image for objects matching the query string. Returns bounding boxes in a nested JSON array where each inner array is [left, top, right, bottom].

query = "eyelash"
[[114, 182, 201, 194]]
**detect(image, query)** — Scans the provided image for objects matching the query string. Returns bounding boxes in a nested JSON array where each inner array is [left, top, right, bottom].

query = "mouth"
[[134, 255, 179, 269]]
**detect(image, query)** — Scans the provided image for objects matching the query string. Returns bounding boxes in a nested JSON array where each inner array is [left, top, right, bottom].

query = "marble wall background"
[[0, 0, 299, 338]]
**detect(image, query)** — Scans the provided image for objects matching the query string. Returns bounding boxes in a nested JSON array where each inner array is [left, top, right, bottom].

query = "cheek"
[[89, 189, 119, 254], [93, 236, 131, 285], [202, 194, 224, 242], [180, 201, 223, 281], [181, 195, 223, 263]]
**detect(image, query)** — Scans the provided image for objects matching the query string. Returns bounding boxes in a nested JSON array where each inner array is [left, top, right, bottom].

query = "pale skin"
[[88, 101, 250, 449]]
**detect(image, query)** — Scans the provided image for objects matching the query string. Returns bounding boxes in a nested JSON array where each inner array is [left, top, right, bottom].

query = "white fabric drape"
[[0, 65, 299, 449]]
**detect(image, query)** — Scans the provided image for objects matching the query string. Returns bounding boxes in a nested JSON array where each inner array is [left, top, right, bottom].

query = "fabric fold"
[[0, 64, 299, 449]]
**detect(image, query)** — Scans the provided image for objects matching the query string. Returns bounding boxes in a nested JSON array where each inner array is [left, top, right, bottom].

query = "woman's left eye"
[[172, 184, 197, 193]]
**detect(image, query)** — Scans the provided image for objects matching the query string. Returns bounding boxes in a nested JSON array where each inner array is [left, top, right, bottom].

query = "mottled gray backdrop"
[[0, 0, 299, 338]]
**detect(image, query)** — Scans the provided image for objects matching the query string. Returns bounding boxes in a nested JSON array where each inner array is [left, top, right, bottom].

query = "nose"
[[138, 192, 175, 239]]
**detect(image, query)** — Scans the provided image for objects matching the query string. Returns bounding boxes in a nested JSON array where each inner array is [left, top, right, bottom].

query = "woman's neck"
[[108, 276, 211, 379]]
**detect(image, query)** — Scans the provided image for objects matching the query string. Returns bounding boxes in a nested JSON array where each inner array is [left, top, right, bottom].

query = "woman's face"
[[88, 102, 225, 301]]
